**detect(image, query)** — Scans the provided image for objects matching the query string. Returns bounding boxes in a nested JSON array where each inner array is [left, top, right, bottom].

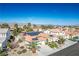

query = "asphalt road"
[[49, 42, 79, 56]]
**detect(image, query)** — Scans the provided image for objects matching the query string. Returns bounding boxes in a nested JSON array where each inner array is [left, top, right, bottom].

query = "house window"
[[0, 43, 1, 46], [2, 33, 5, 37]]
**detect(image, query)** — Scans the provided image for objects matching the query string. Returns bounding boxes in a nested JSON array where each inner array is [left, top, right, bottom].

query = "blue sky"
[[0, 3, 79, 25]]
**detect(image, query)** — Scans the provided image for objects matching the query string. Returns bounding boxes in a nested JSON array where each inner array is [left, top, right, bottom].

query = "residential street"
[[49, 42, 79, 56]]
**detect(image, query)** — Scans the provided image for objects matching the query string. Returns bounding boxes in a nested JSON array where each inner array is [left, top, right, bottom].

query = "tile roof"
[[24, 35, 33, 42], [24, 32, 48, 42], [38, 33, 48, 37], [38, 37, 47, 41]]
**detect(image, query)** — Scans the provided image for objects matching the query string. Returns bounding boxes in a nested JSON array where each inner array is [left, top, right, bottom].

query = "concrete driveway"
[[49, 42, 79, 56], [37, 40, 77, 56], [37, 45, 54, 56]]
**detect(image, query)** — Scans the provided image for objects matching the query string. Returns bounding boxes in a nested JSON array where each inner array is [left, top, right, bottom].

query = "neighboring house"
[[43, 30, 50, 34], [48, 36, 59, 42], [0, 28, 10, 50], [37, 33, 48, 45], [23, 32, 48, 45], [33, 28, 38, 32], [38, 28, 43, 32]]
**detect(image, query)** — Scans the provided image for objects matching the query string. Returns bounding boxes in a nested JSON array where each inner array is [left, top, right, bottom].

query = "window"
[[0, 43, 2, 48], [2, 33, 5, 37]]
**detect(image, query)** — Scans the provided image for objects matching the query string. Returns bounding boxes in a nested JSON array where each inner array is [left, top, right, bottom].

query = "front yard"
[[7, 39, 77, 56], [6, 33, 79, 56], [7, 36, 38, 56]]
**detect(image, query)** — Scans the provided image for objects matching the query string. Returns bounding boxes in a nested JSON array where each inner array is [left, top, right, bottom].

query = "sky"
[[0, 3, 79, 25]]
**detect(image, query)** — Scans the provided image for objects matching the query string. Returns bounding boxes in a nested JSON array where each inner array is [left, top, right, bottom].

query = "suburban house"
[[38, 28, 43, 32], [32, 27, 40, 32], [43, 30, 50, 34], [37, 33, 48, 45], [22, 32, 48, 46], [0, 28, 10, 50]]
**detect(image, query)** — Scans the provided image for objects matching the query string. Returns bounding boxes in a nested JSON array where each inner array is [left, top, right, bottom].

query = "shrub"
[[45, 39, 49, 45], [73, 36, 78, 40], [17, 51, 22, 54], [20, 46, 24, 49], [57, 37, 65, 44], [45, 42, 48, 45], [7, 41, 11, 48], [14, 49, 17, 52], [21, 49, 27, 53], [10, 35, 15, 41], [0, 50, 8, 56], [68, 38, 72, 40], [69, 36, 79, 42], [48, 41, 58, 48], [18, 39, 23, 43]]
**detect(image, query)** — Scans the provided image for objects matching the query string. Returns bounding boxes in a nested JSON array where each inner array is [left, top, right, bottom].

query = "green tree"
[[12, 28, 22, 36], [0, 24, 1, 28], [47, 25, 53, 29], [23, 25, 27, 31], [13, 24, 23, 36], [23, 25, 27, 29], [7, 41, 11, 48], [33, 24, 37, 28], [41, 25, 46, 29], [10, 35, 15, 42], [1, 23, 9, 28], [26, 27, 33, 32], [17, 28, 23, 33], [14, 24, 18, 29], [12, 29, 18, 36], [27, 23, 31, 27]]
